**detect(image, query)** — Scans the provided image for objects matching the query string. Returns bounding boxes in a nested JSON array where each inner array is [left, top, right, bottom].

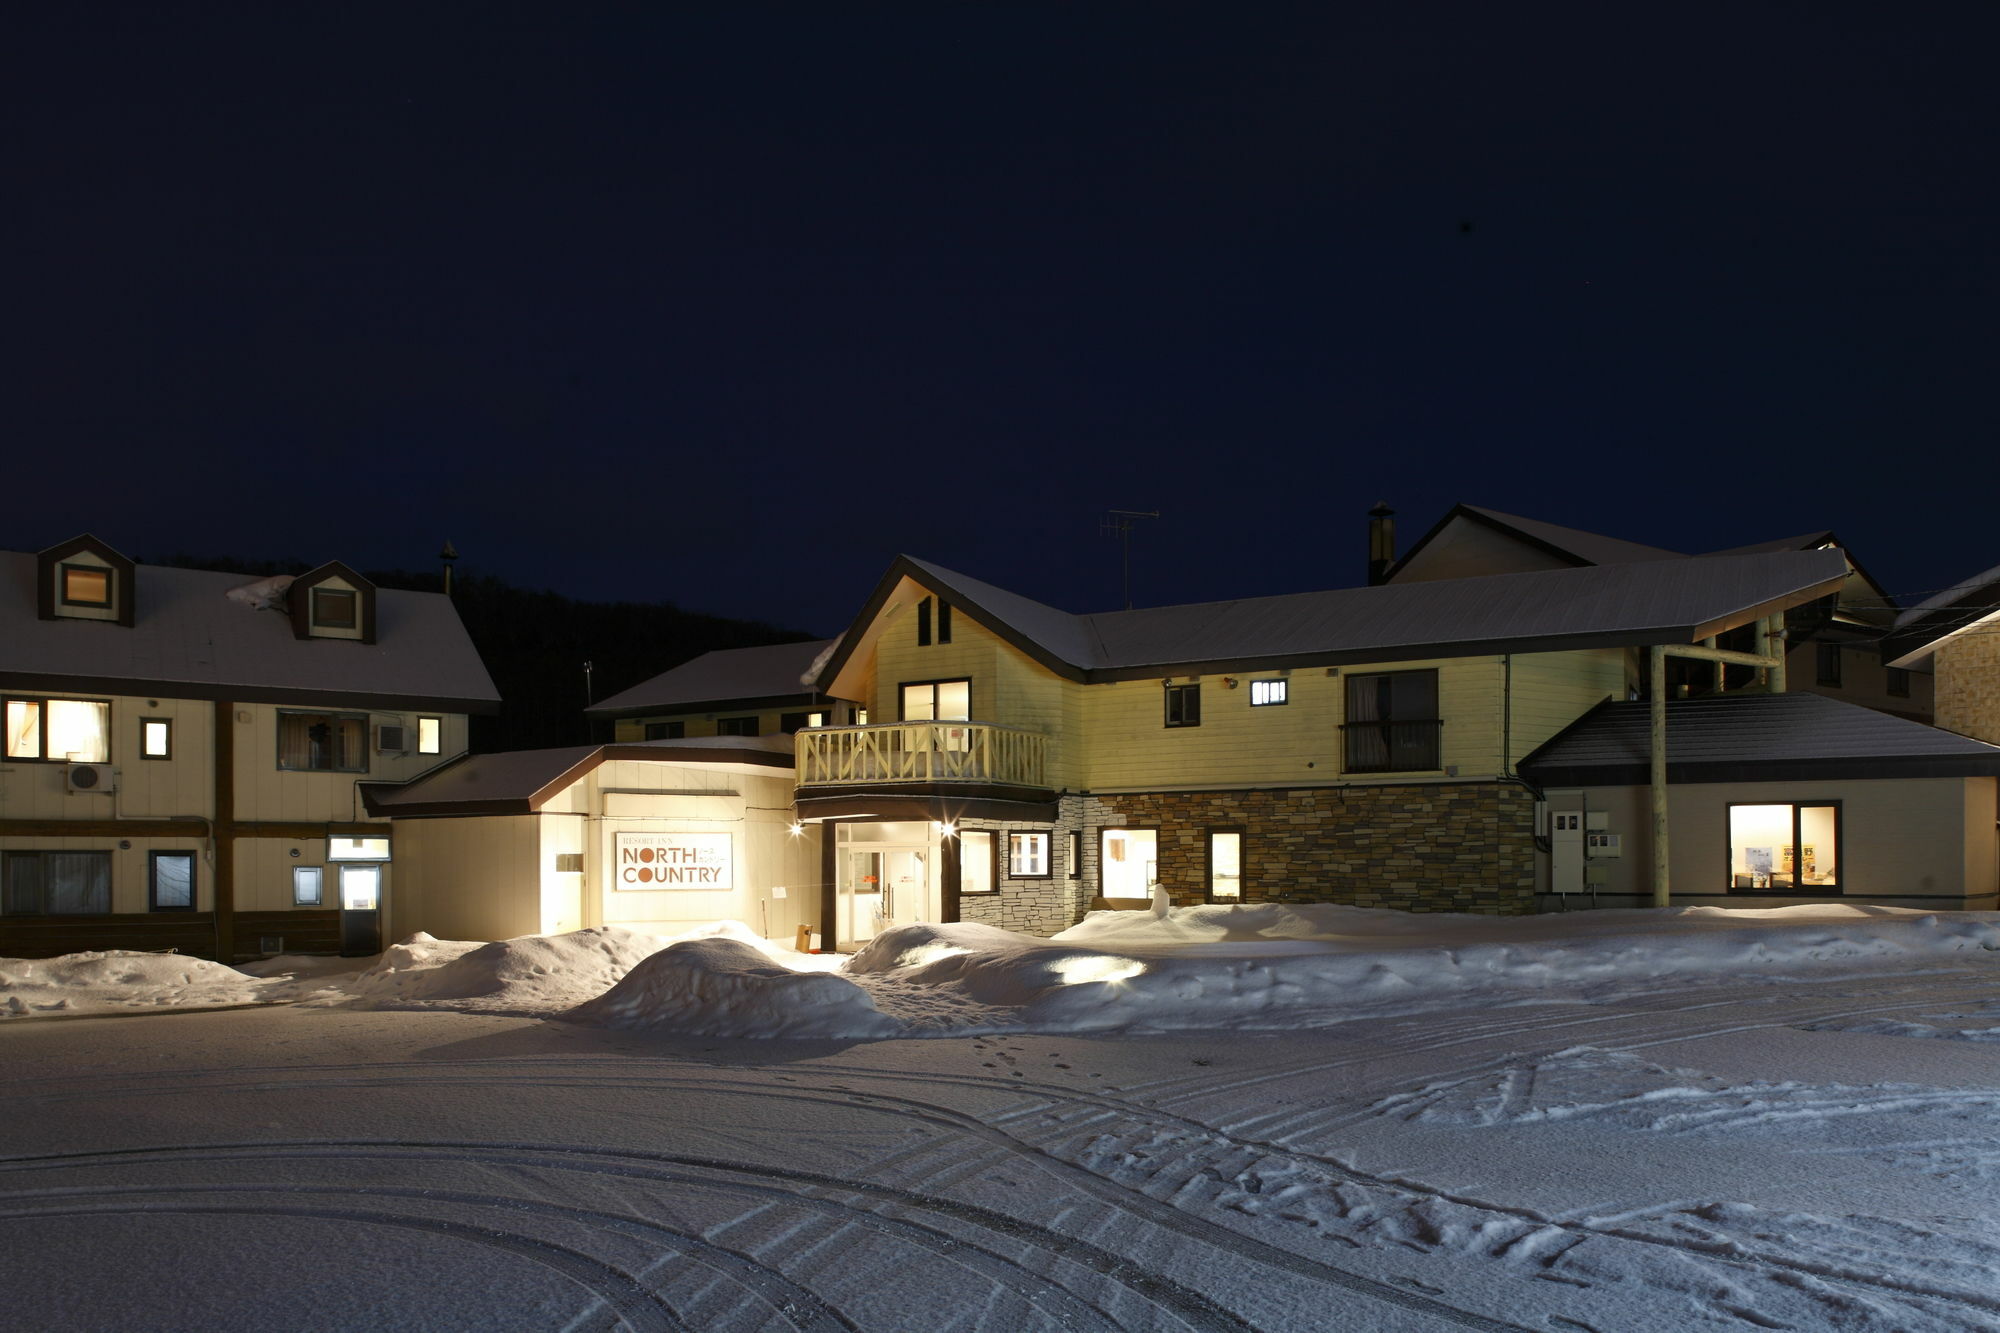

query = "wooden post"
[[940, 830, 962, 924], [818, 822, 837, 953], [212, 700, 236, 962], [1702, 636, 1722, 695], [1767, 616, 1787, 693], [1752, 618, 1770, 690], [1649, 646, 1670, 909]]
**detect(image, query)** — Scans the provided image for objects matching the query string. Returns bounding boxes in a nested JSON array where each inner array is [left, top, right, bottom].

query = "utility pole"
[[1100, 509, 1159, 610]]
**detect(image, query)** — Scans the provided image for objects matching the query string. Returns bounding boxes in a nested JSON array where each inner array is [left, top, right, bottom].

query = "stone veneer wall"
[[1935, 634, 2000, 747], [1079, 783, 1538, 915], [956, 809, 1094, 936]]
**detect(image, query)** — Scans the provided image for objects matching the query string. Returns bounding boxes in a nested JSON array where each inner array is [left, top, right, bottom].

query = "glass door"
[[835, 822, 942, 950]]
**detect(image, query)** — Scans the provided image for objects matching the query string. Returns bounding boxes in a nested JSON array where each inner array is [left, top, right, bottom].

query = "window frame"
[[1007, 831, 1053, 878], [417, 716, 442, 754], [1068, 829, 1083, 879], [1341, 669, 1442, 773], [1164, 682, 1202, 728], [2, 849, 113, 916], [1816, 642, 1843, 688], [1206, 827, 1246, 902], [1886, 666, 1911, 699], [3, 695, 113, 763], [958, 828, 998, 894], [312, 586, 358, 630], [1726, 799, 1843, 894], [148, 850, 198, 913], [1249, 679, 1288, 707], [275, 710, 371, 773], [59, 562, 113, 608], [715, 716, 761, 737], [643, 720, 685, 740], [293, 865, 324, 906], [898, 678, 973, 722], [141, 717, 173, 760]]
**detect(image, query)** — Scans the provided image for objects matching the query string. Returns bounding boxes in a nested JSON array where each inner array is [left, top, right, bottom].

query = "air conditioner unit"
[[377, 724, 408, 753], [66, 763, 119, 793]]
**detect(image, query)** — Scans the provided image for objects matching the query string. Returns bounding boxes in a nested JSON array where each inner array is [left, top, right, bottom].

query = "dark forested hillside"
[[144, 554, 813, 752]]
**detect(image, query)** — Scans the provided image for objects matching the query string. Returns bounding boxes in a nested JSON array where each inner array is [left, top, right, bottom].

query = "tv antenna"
[[1100, 509, 1159, 610]]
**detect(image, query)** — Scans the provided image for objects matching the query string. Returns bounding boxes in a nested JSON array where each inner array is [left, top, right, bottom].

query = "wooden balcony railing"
[[796, 721, 1050, 788]]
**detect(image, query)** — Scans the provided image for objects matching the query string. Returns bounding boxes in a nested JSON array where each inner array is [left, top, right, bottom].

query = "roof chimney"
[[1367, 502, 1396, 586]]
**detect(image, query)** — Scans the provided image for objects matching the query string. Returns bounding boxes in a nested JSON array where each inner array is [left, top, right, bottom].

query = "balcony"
[[796, 721, 1049, 789]]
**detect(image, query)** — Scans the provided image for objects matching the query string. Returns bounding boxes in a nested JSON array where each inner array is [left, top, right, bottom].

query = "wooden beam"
[[1661, 643, 1783, 669], [1650, 645, 1669, 909]]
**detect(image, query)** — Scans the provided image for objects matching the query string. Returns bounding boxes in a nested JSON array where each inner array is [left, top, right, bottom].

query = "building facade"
[[588, 639, 863, 742], [1, 536, 498, 961]]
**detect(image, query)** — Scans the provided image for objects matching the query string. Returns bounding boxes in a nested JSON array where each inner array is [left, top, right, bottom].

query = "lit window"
[[1164, 683, 1201, 728], [960, 829, 995, 894], [312, 587, 357, 629], [60, 564, 111, 607], [1250, 680, 1287, 706], [855, 708, 870, 725], [1209, 831, 1243, 899], [149, 852, 196, 911], [808, 711, 826, 727], [293, 866, 323, 906], [1729, 803, 1839, 892], [328, 837, 391, 862], [142, 718, 172, 760], [277, 712, 367, 772], [1008, 832, 1051, 877], [417, 717, 441, 754], [339, 864, 381, 910], [901, 680, 970, 720], [4, 698, 111, 762], [1100, 829, 1159, 898]]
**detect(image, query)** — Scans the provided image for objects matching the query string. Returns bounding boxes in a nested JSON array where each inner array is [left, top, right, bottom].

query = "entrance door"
[[1100, 829, 1158, 899], [338, 864, 382, 956], [835, 822, 941, 950]]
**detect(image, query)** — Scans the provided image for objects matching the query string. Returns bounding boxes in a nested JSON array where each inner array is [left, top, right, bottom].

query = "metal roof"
[[1454, 505, 1686, 565], [0, 550, 499, 712], [886, 548, 1849, 681], [1883, 561, 2000, 668], [586, 639, 834, 716], [1519, 692, 2000, 786], [362, 735, 796, 816]]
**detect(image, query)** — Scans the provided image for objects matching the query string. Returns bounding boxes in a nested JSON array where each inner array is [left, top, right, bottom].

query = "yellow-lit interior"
[[6, 701, 40, 758], [961, 830, 994, 893], [62, 567, 111, 605], [1102, 829, 1158, 897], [417, 717, 441, 753], [1210, 832, 1243, 897], [47, 700, 110, 762], [1729, 804, 1837, 889]]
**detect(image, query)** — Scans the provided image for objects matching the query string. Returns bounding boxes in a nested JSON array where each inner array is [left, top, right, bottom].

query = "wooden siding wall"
[[0, 834, 217, 913], [389, 815, 544, 944], [232, 704, 469, 823], [1544, 777, 1980, 903], [1504, 649, 1628, 768], [1965, 777, 1998, 901], [610, 701, 858, 742], [0, 692, 214, 820]]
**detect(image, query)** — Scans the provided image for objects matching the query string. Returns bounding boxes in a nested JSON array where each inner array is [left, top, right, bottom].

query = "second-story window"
[[277, 711, 368, 772], [141, 718, 172, 759], [313, 587, 358, 630], [901, 679, 970, 721], [643, 721, 685, 740], [1164, 683, 1201, 728], [1343, 670, 1440, 772], [1250, 679, 1287, 706], [1887, 667, 1911, 698], [917, 597, 932, 646], [1816, 643, 1842, 687], [4, 698, 111, 762], [716, 717, 761, 736]]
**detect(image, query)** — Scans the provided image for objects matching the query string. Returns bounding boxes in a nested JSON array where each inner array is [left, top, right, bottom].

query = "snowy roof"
[[586, 639, 835, 717], [361, 735, 796, 816], [1519, 692, 2000, 786], [820, 548, 1851, 694], [1883, 561, 2000, 667], [0, 549, 499, 712]]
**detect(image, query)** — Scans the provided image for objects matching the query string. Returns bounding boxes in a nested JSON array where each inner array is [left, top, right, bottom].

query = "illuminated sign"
[[613, 832, 733, 890]]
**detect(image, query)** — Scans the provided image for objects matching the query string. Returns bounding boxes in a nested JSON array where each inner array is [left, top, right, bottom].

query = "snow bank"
[[0, 950, 275, 1018], [838, 903, 2000, 1034], [565, 937, 902, 1039], [340, 922, 796, 1015]]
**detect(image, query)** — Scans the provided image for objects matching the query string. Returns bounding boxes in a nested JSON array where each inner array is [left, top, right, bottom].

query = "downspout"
[[1649, 646, 1669, 908]]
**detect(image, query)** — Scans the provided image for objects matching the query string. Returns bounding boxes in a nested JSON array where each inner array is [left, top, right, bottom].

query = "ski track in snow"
[[6, 953, 2000, 1329]]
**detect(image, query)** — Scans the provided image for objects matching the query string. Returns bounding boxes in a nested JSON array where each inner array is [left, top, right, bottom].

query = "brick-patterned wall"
[[1082, 783, 1538, 915], [1936, 636, 2000, 746], [958, 809, 1094, 936]]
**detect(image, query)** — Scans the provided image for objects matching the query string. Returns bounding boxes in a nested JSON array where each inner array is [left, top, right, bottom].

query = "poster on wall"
[[613, 832, 734, 890]]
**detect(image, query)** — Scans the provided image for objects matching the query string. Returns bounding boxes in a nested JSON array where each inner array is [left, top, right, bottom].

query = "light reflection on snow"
[[1052, 954, 1147, 986], [899, 943, 973, 968]]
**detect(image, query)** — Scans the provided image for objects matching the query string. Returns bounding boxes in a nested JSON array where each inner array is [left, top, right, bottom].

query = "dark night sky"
[[7, 5, 1996, 636]]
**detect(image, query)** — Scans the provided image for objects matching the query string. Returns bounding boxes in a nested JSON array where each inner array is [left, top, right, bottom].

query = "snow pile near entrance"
[[840, 903, 2000, 1033], [341, 923, 763, 1015], [567, 937, 902, 1039], [0, 950, 276, 1018]]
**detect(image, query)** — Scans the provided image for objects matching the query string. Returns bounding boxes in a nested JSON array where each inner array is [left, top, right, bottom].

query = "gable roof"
[[1518, 692, 2000, 786], [0, 549, 499, 713], [1883, 561, 2000, 667], [360, 735, 794, 816], [1387, 504, 1686, 581], [585, 639, 835, 717], [818, 548, 1851, 695]]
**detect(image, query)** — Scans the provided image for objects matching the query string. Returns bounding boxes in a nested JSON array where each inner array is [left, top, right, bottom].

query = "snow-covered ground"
[[5, 903, 2000, 1329]]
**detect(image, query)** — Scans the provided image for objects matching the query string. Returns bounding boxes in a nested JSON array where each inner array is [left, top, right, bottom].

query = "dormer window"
[[288, 561, 376, 643], [313, 588, 358, 629], [61, 564, 112, 607], [36, 535, 135, 625]]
